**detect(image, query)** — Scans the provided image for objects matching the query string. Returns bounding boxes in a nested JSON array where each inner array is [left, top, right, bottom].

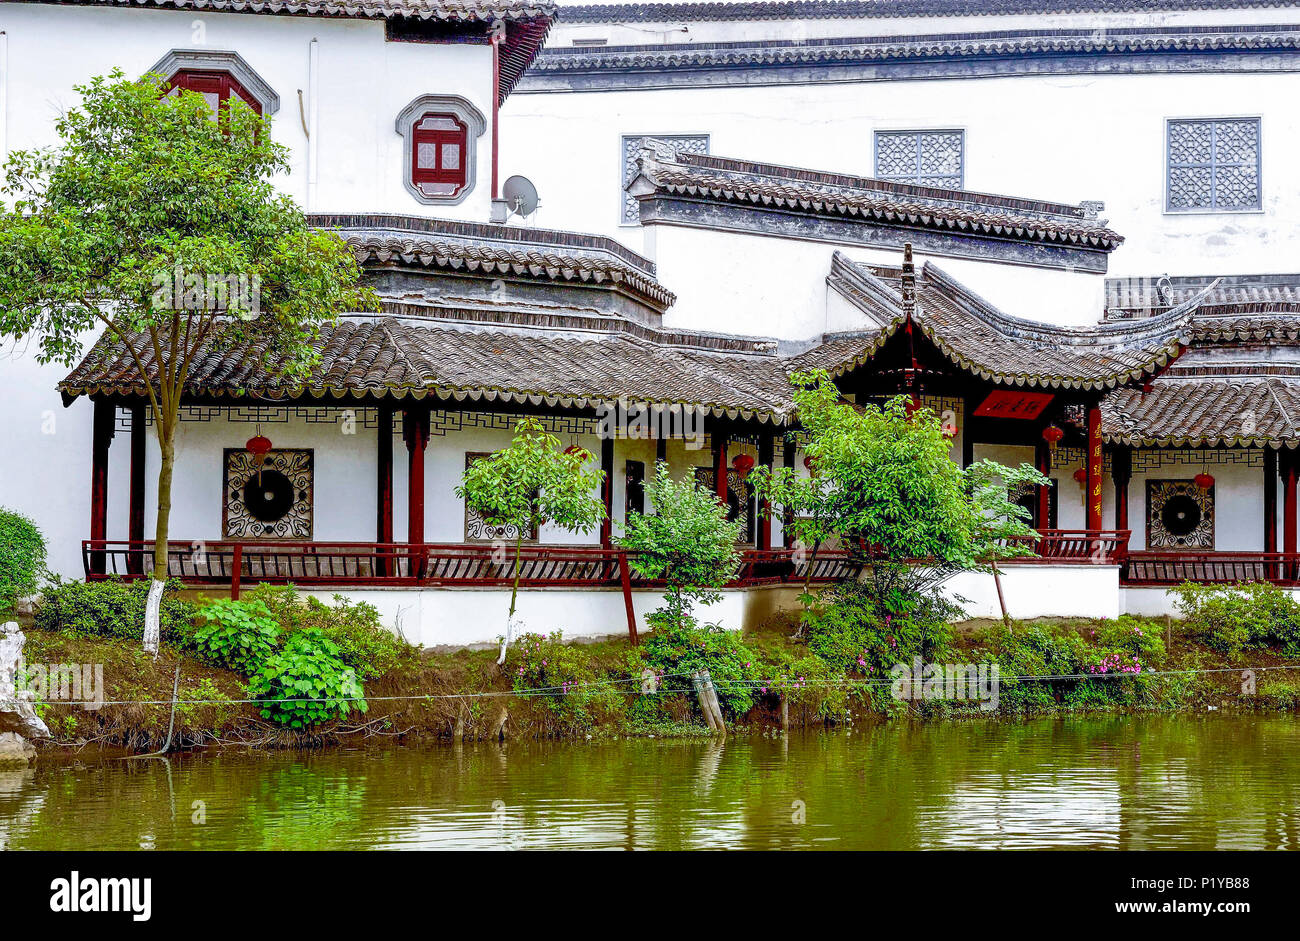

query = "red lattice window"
[[410, 112, 468, 198], [166, 69, 262, 117]]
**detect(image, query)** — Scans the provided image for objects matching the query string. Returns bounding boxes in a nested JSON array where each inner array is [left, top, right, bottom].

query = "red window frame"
[[410, 112, 468, 197], [165, 69, 262, 116]]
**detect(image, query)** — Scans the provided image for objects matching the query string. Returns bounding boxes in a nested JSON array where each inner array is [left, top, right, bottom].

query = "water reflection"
[[3, 716, 1299, 850]]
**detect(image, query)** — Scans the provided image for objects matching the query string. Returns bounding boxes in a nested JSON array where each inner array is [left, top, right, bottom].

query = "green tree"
[[774, 371, 1046, 618], [457, 419, 606, 664], [0, 508, 46, 616], [0, 72, 374, 653], [619, 461, 743, 626]]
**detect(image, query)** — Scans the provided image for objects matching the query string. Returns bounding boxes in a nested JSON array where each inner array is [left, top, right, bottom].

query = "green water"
[[3, 716, 1299, 850]]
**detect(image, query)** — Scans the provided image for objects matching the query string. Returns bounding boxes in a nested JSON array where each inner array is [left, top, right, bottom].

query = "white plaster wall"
[[648, 226, 1108, 341], [504, 69, 1300, 293], [0, 4, 497, 220], [298, 584, 751, 648], [943, 564, 1122, 621]]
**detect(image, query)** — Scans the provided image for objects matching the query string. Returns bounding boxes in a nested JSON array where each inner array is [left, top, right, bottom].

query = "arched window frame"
[[146, 49, 280, 117]]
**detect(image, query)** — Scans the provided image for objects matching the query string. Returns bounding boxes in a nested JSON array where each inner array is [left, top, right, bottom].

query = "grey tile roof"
[[536, 23, 1300, 77], [59, 316, 797, 420], [37, 0, 555, 100], [312, 213, 676, 310], [557, 1, 1298, 23], [630, 146, 1123, 251], [814, 252, 1188, 389], [1103, 378, 1300, 447]]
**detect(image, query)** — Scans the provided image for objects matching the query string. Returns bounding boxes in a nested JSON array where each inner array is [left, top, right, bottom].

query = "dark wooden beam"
[[713, 429, 728, 508], [757, 432, 774, 550], [600, 435, 615, 548], [127, 404, 146, 575], [1265, 447, 1278, 554], [1111, 445, 1133, 533], [89, 400, 115, 576], [782, 434, 796, 549]]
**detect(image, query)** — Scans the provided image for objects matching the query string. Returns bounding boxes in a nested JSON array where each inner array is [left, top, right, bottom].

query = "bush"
[[636, 613, 761, 717], [34, 576, 194, 641], [1172, 581, 1300, 656], [802, 579, 956, 676], [244, 584, 412, 678], [247, 628, 367, 729], [190, 598, 281, 673], [0, 507, 46, 615], [511, 631, 624, 733]]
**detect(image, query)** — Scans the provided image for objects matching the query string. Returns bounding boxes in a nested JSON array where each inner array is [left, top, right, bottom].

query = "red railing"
[[1002, 529, 1130, 565], [81, 540, 863, 592], [1123, 551, 1300, 586]]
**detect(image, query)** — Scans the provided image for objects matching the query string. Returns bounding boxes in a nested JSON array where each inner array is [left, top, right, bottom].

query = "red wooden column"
[[1085, 405, 1104, 533], [782, 436, 796, 549], [1111, 446, 1132, 533], [1035, 440, 1052, 530], [89, 400, 115, 576], [127, 404, 146, 575], [376, 406, 394, 575], [402, 407, 429, 544], [600, 435, 615, 548], [1264, 447, 1278, 555], [756, 432, 774, 551]]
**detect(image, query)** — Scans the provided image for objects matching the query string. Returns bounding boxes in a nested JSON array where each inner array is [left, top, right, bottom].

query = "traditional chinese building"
[[3, 0, 1299, 644]]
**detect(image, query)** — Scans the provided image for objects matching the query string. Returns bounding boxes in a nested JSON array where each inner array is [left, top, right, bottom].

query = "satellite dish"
[[502, 175, 539, 218]]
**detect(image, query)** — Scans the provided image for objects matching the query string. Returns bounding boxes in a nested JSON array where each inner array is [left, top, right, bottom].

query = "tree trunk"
[[144, 430, 176, 658], [498, 532, 524, 665], [792, 539, 822, 638]]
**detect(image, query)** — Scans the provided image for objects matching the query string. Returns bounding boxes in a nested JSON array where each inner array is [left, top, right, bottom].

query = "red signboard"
[[972, 390, 1054, 420]]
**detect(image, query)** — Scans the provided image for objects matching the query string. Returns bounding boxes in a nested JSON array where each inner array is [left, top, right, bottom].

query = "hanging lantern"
[[803, 455, 818, 476], [564, 443, 591, 461], [1194, 472, 1215, 491], [1042, 425, 1065, 451], [246, 432, 273, 485], [732, 453, 755, 478], [1072, 468, 1088, 487]]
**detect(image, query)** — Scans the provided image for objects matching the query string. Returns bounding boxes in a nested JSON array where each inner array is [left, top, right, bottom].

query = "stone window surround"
[[396, 94, 487, 207], [145, 49, 280, 115]]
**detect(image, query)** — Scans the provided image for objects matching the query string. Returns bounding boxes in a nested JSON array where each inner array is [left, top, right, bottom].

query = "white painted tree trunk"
[[497, 615, 522, 666], [143, 578, 164, 658]]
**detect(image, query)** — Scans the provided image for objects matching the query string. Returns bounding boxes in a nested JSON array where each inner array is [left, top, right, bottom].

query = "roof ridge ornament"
[[901, 243, 916, 322]]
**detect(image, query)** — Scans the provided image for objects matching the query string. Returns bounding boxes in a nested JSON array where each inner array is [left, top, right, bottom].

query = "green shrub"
[[636, 613, 761, 717], [246, 628, 367, 729], [512, 631, 624, 733], [244, 584, 412, 678], [34, 576, 194, 641], [802, 579, 956, 676], [191, 598, 281, 673], [0, 507, 46, 615], [1172, 581, 1300, 656]]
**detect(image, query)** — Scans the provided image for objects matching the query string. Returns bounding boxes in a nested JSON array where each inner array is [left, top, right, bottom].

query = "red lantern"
[[564, 444, 591, 461], [1042, 425, 1064, 450], [246, 433, 272, 484], [732, 453, 755, 478], [1072, 468, 1088, 487], [803, 455, 818, 476], [1194, 472, 1215, 491]]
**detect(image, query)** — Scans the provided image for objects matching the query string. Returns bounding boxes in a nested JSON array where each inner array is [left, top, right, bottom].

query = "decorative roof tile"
[[312, 213, 676, 310], [32, 0, 555, 100], [557, 1, 1299, 23], [629, 146, 1123, 251], [811, 252, 1186, 389], [58, 316, 796, 420], [1102, 378, 1300, 447]]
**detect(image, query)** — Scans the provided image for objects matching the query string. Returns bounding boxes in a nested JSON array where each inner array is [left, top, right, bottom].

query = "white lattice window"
[[1166, 118, 1261, 212], [621, 134, 709, 224], [874, 130, 964, 188]]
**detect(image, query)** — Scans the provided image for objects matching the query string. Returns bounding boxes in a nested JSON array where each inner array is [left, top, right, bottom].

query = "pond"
[[3, 716, 1298, 850]]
